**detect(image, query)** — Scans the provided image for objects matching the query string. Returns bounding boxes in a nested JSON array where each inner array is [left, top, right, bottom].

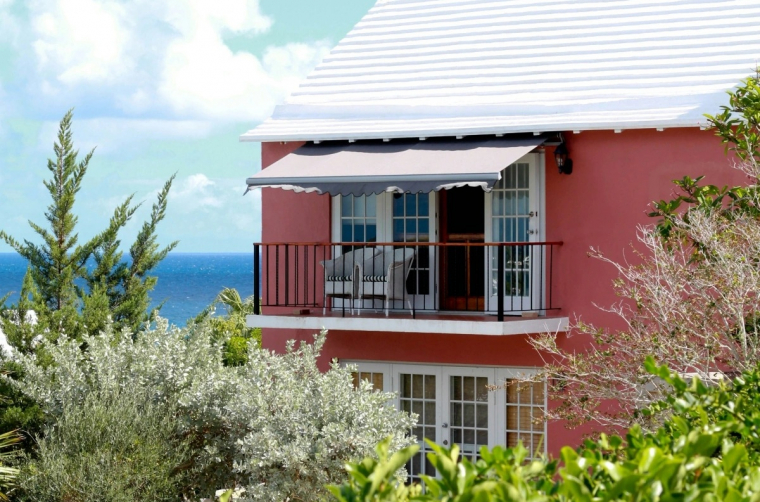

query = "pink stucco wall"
[[258, 129, 747, 454]]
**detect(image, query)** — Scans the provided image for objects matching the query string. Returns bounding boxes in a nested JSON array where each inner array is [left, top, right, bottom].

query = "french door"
[[485, 155, 542, 313], [349, 362, 546, 484]]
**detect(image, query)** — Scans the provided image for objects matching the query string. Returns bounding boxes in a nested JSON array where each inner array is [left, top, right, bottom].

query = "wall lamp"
[[553, 137, 573, 175]]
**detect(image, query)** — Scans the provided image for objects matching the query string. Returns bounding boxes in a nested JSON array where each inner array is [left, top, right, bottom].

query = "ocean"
[[0, 253, 254, 327]]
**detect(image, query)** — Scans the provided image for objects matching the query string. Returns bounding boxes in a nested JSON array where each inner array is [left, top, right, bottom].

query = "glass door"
[[485, 156, 541, 313], [442, 367, 494, 461], [393, 365, 441, 484], [388, 192, 436, 312]]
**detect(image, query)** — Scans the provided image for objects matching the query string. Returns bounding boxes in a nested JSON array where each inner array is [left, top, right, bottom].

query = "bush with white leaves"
[[10, 319, 415, 501]]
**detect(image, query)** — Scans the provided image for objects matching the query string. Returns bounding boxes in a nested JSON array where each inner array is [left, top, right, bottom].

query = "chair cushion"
[[326, 275, 353, 281], [363, 275, 387, 282]]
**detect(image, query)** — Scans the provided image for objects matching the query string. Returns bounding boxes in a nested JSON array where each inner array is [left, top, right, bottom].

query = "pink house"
[[242, 0, 756, 478]]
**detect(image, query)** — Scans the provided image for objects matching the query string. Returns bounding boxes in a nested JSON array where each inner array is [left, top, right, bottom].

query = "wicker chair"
[[320, 247, 378, 314], [359, 248, 416, 316]]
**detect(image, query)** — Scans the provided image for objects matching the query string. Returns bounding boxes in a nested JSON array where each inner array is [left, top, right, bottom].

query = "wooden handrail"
[[252, 241, 563, 247]]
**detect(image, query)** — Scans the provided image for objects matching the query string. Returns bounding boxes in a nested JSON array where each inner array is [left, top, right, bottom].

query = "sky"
[[0, 0, 375, 252]]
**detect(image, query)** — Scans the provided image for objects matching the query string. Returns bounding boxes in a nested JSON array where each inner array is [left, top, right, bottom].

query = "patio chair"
[[321, 247, 379, 314], [359, 247, 416, 316]]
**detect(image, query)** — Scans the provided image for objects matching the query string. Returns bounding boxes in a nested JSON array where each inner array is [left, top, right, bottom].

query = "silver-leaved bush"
[[11, 318, 415, 501]]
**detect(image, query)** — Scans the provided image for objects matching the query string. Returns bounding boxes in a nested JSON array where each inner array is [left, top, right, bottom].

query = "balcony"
[[247, 241, 567, 336]]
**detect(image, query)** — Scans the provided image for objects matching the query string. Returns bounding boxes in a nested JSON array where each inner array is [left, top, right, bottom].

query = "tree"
[[10, 323, 415, 501], [528, 73, 760, 432], [0, 110, 176, 345]]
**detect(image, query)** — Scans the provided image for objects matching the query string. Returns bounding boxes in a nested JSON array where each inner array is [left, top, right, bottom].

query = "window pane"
[[419, 194, 429, 216], [493, 191, 503, 216], [342, 195, 352, 216], [518, 163, 529, 188], [342, 222, 352, 242], [451, 376, 461, 400], [406, 219, 417, 238], [393, 219, 404, 243], [517, 191, 529, 215], [476, 377, 489, 402], [366, 194, 377, 217], [413, 374, 423, 398], [424, 375, 436, 399], [354, 224, 365, 243], [463, 377, 475, 401], [406, 194, 416, 216], [354, 195, 365, 217], [493, 219, 502, 242], [505, 192, 515, 215], [505, 165, 516, 189], [393, 193, 404, 216], [425, 402, 436, 425], [367, 222, 377, 243], [419, 219, 429, 242]]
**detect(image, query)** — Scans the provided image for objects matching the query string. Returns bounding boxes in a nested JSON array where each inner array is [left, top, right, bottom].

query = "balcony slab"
[[246, 312, 569, 336]]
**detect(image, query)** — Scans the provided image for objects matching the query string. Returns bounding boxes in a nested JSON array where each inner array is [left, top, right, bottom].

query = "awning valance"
[[246, 136, 545, 196]]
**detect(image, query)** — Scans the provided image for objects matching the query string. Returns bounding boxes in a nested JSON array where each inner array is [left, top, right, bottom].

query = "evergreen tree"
[[0, 110, 177, 343]]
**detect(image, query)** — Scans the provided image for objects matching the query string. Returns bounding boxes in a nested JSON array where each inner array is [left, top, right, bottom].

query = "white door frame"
[[484, 152, 545, 313]]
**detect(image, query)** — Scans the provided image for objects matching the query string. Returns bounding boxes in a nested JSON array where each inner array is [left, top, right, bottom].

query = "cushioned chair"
[[359, 248, 416, 316], [320, 247, 378, 314]]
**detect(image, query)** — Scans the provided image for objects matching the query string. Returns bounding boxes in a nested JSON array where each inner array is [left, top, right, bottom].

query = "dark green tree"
[[0, 110, 177, 343]]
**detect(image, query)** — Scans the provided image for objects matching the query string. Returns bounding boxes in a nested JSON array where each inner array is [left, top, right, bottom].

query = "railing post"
[[497, 243, 505, 322], [253, 243, 261, 315]]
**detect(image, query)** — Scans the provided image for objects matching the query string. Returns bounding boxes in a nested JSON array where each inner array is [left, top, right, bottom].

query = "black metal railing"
[[252, 242, 562, 321]]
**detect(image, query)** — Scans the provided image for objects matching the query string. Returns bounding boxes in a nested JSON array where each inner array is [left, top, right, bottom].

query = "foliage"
[[10, 322, 415, 501], [196, 287, 262, 366], [0, 110, 177, 349], [0, 430, 21, 501], [18, 386, 190, 502], [331, 360, 760, 502], [530, 72, 760, 432]]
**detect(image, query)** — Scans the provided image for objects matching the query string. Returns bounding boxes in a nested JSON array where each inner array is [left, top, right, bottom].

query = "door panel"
[[442, 367, 494, 461], [440, 187, 485, 311], [395, 367, 440, 483], [486, 157, 541, 312]]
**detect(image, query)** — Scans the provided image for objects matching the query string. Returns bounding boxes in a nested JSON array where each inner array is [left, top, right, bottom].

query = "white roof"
[[241, 0, 760, 142]]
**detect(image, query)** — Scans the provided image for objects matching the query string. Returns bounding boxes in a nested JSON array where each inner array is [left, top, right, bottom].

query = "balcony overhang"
[[246, 313, 569, 336], [245, 136, 545, 196]]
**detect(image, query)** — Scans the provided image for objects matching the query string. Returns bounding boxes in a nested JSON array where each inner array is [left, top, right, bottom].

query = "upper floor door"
[[485, 154, 542, 313]]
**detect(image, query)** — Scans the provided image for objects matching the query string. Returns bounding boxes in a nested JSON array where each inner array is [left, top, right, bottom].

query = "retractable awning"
[[245, 136, 545, 196]]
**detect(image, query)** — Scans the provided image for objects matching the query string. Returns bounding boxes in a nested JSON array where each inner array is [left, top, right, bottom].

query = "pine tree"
[[0, 110, 100, 339], [0, 110, 178, 343]]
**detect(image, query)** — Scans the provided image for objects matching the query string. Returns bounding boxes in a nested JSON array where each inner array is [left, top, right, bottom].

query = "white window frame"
[[343, 361, 547, 460], [483, 152, 546, 314]]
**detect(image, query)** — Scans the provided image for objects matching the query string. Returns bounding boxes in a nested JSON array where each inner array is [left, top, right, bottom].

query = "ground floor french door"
[[348, 362, 546, 483]]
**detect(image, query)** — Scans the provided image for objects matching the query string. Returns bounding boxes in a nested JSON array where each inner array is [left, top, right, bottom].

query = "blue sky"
[[0, 0, 375, 252]]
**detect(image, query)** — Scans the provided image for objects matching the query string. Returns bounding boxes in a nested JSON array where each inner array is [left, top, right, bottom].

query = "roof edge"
[[239, 119, 708, 143]]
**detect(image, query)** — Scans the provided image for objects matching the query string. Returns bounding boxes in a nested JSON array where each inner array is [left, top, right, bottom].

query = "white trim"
[[240, 122, 706, 143], [341, 361, 547, 459], [245, 314, 569, 335]]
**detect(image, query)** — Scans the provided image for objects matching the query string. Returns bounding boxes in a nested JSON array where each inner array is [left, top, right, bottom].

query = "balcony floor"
[[246, 309, 569, 336]]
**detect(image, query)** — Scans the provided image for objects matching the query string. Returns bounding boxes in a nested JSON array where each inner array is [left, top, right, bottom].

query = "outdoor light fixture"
[[554, 140, 573, 175]]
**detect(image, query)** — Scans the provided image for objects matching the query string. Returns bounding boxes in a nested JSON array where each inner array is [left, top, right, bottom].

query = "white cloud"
[[31, 0, 130, 85], [24, 0, 328, 123], [171, 173, 224, 209], [36, 118, 215, 154]]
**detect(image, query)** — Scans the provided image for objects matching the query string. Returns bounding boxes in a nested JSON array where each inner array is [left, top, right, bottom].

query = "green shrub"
[[330, 358, 760, 502], [18, 387, 189, 502], [10, 320, 414, 501]]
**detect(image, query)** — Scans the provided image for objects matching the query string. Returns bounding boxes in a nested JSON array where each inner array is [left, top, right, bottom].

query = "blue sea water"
[[0, 253, 254, 327]]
